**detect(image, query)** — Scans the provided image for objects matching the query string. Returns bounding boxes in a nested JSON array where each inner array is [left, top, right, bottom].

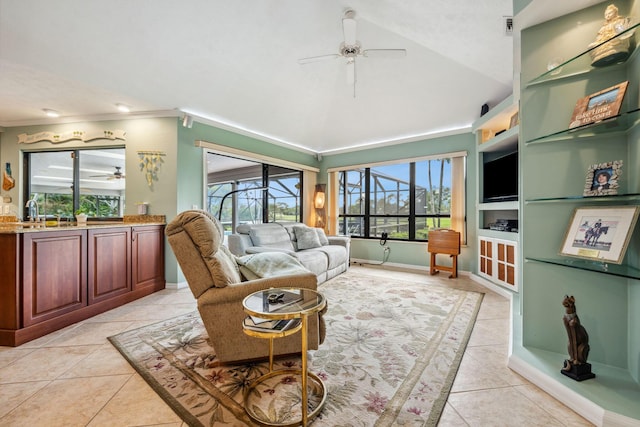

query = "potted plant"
[[75, 209, 88, 225]]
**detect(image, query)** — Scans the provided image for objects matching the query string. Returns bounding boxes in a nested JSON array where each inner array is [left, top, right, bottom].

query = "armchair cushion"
[[166, 210, 241, 289]]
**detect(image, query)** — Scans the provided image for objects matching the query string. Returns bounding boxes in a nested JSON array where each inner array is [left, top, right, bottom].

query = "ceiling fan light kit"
[[298, 9, 406, 97]]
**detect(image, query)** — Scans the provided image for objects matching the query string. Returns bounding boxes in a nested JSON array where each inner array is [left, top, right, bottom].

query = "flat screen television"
[[482, 151, 518, 203]]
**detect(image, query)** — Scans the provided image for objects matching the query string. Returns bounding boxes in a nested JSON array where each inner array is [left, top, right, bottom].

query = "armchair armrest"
[[198, 272, 317, 306]]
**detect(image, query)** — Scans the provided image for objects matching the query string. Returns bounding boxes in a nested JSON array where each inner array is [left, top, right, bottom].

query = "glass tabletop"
[[243, 288, 325, 320]]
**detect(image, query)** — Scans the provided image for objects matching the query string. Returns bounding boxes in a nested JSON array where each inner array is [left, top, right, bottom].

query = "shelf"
[[478, 126, 518, 153], [478, 228, 519, 241], [526, 22, 639, 87], [472, 94, 517, 132], [526, 257, 640, 280], [510, 345, 640, 421], [525, 108, 640, 145], [525, 192, 640, 204], [479, 201, 519, 210]]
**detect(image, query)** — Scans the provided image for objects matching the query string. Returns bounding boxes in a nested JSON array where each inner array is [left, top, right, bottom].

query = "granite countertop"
[[0, 214, 166, 234]]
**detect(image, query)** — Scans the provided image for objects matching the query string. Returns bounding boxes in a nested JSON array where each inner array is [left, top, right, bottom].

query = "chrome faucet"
[[25, 198, 40, 222]]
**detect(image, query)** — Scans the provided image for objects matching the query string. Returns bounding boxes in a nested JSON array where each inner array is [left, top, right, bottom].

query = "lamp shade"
[[314, 184, 326, 209]]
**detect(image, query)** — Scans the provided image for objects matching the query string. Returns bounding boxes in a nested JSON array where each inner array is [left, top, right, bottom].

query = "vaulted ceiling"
[[0, 0, 602, 154]]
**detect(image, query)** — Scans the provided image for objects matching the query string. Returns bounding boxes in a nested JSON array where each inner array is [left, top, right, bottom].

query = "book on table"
[[243, 316, 301, 332]]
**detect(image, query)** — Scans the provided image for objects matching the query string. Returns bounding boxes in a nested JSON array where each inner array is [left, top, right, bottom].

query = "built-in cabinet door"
[[478, 236, 517, 290], [131, 225, 165, 290], [88, 227, 131, 304], [479, 238, 493, 276], [22, 229, 87, 327]]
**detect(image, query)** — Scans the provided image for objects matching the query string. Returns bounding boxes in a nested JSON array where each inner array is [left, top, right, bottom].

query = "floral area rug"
[[108, 272, 483, 426]]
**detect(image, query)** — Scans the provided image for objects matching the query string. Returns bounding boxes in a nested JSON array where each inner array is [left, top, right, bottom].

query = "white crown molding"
[[0, 110, 181, 128]]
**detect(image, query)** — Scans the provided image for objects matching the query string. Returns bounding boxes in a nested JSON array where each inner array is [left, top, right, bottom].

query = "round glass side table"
[[242, 287, 327, 427]]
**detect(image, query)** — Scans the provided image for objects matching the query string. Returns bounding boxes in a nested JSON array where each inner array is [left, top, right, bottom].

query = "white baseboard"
[[508, 354, 605, 426], [469, 273, 514, 299], [165, 281, 188, 290], [350, 258, 442, 274]]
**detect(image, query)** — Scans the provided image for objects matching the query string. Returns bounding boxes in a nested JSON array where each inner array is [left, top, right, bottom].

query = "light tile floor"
[[0, 265, 593, 426]]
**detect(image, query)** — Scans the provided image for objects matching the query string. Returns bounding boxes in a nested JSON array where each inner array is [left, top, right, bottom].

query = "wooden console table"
[[428, 229, 461, 278]]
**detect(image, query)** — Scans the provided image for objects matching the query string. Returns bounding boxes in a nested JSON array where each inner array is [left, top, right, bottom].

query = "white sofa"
[[228, 222, 350, 284]]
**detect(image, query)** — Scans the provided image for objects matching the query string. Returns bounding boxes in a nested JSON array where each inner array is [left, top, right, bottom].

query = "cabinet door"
[[22, 230, 87, 327], [496, 240, 517, 288], [131, 225, 165, 290], [88, 227, 131, 304], [479, 238, 493, 276]]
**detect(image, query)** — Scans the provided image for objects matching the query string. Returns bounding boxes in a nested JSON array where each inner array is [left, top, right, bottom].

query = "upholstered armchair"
[[165, 210, 323, 364]]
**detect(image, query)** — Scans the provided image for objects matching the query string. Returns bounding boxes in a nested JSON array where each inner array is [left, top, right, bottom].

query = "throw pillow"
[[294, 225, 322, 249], [315, 228, 329, 245]]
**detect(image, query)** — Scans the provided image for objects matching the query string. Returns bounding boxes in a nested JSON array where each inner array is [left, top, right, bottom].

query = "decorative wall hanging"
[[138, 151, 166, 187], [17, 129, 126, 144], [2, 163, 15, 191], [568, 81, 628, 129], [583, 160, 622, 196]]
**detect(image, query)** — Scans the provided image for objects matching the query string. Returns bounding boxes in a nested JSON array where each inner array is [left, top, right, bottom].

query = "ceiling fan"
[[90, 166, 125, 180], [298, 9, 407, 96]]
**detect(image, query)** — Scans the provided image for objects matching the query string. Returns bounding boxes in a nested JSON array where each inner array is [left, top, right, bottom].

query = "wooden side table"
[[427, 229, 461, 278]]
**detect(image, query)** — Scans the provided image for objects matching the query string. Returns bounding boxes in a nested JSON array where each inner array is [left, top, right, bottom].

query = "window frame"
[[336, 152, 466, 242], [23, 147, 126, 221]]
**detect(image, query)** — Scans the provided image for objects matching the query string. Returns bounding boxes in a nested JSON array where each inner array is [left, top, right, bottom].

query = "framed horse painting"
[[560, 206, 639, 264]]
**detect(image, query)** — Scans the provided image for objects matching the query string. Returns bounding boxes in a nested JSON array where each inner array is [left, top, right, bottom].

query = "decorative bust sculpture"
[[588, 4, 635, 67]]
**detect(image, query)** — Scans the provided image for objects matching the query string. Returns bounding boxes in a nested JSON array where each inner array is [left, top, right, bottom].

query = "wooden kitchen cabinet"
[[131, 225, 165, 291], [21, 229, 87, 327], [88, 227, 131, 304], [0, 223, 165, 346]]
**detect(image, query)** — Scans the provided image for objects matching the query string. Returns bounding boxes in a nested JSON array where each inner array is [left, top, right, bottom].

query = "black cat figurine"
[[561, 295, 595, 381]]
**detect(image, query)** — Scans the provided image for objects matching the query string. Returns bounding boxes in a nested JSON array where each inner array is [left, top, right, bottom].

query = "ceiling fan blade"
[[346, 58, 355, 85], [342, 16, 357, 46], [298, 54, 341, 65], [362, 49, 407, 58]]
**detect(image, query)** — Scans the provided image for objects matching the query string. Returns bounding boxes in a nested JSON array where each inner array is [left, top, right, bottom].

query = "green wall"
[[0, 117, 321, 286], [319, 132, 477, 272], [518, 0, 640, 419]]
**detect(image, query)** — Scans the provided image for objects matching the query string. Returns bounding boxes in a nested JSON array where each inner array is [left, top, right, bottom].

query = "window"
[[337, 153, 466, 241], [24, 148, 125, 220], [206, 152, 302, 233]]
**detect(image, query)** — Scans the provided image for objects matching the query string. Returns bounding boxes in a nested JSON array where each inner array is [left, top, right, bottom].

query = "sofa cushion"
[[249, 223, 295, 251], [294, 225, 322, 249], [294, 250, 329, 276], [315, 245, 348, 270], [315, 228, 329, 245]]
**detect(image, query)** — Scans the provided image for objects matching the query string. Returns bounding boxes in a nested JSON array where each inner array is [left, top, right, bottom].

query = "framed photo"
[[509, 111, 519, 129], [583, 160, 622, 196], [560, 205, 639, 264], [569, 81, 628, 129]]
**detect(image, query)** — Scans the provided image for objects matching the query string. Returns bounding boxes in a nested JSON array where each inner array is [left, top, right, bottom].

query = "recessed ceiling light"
[[116, 103, 130, 113], [43, 108, 60, 117]]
